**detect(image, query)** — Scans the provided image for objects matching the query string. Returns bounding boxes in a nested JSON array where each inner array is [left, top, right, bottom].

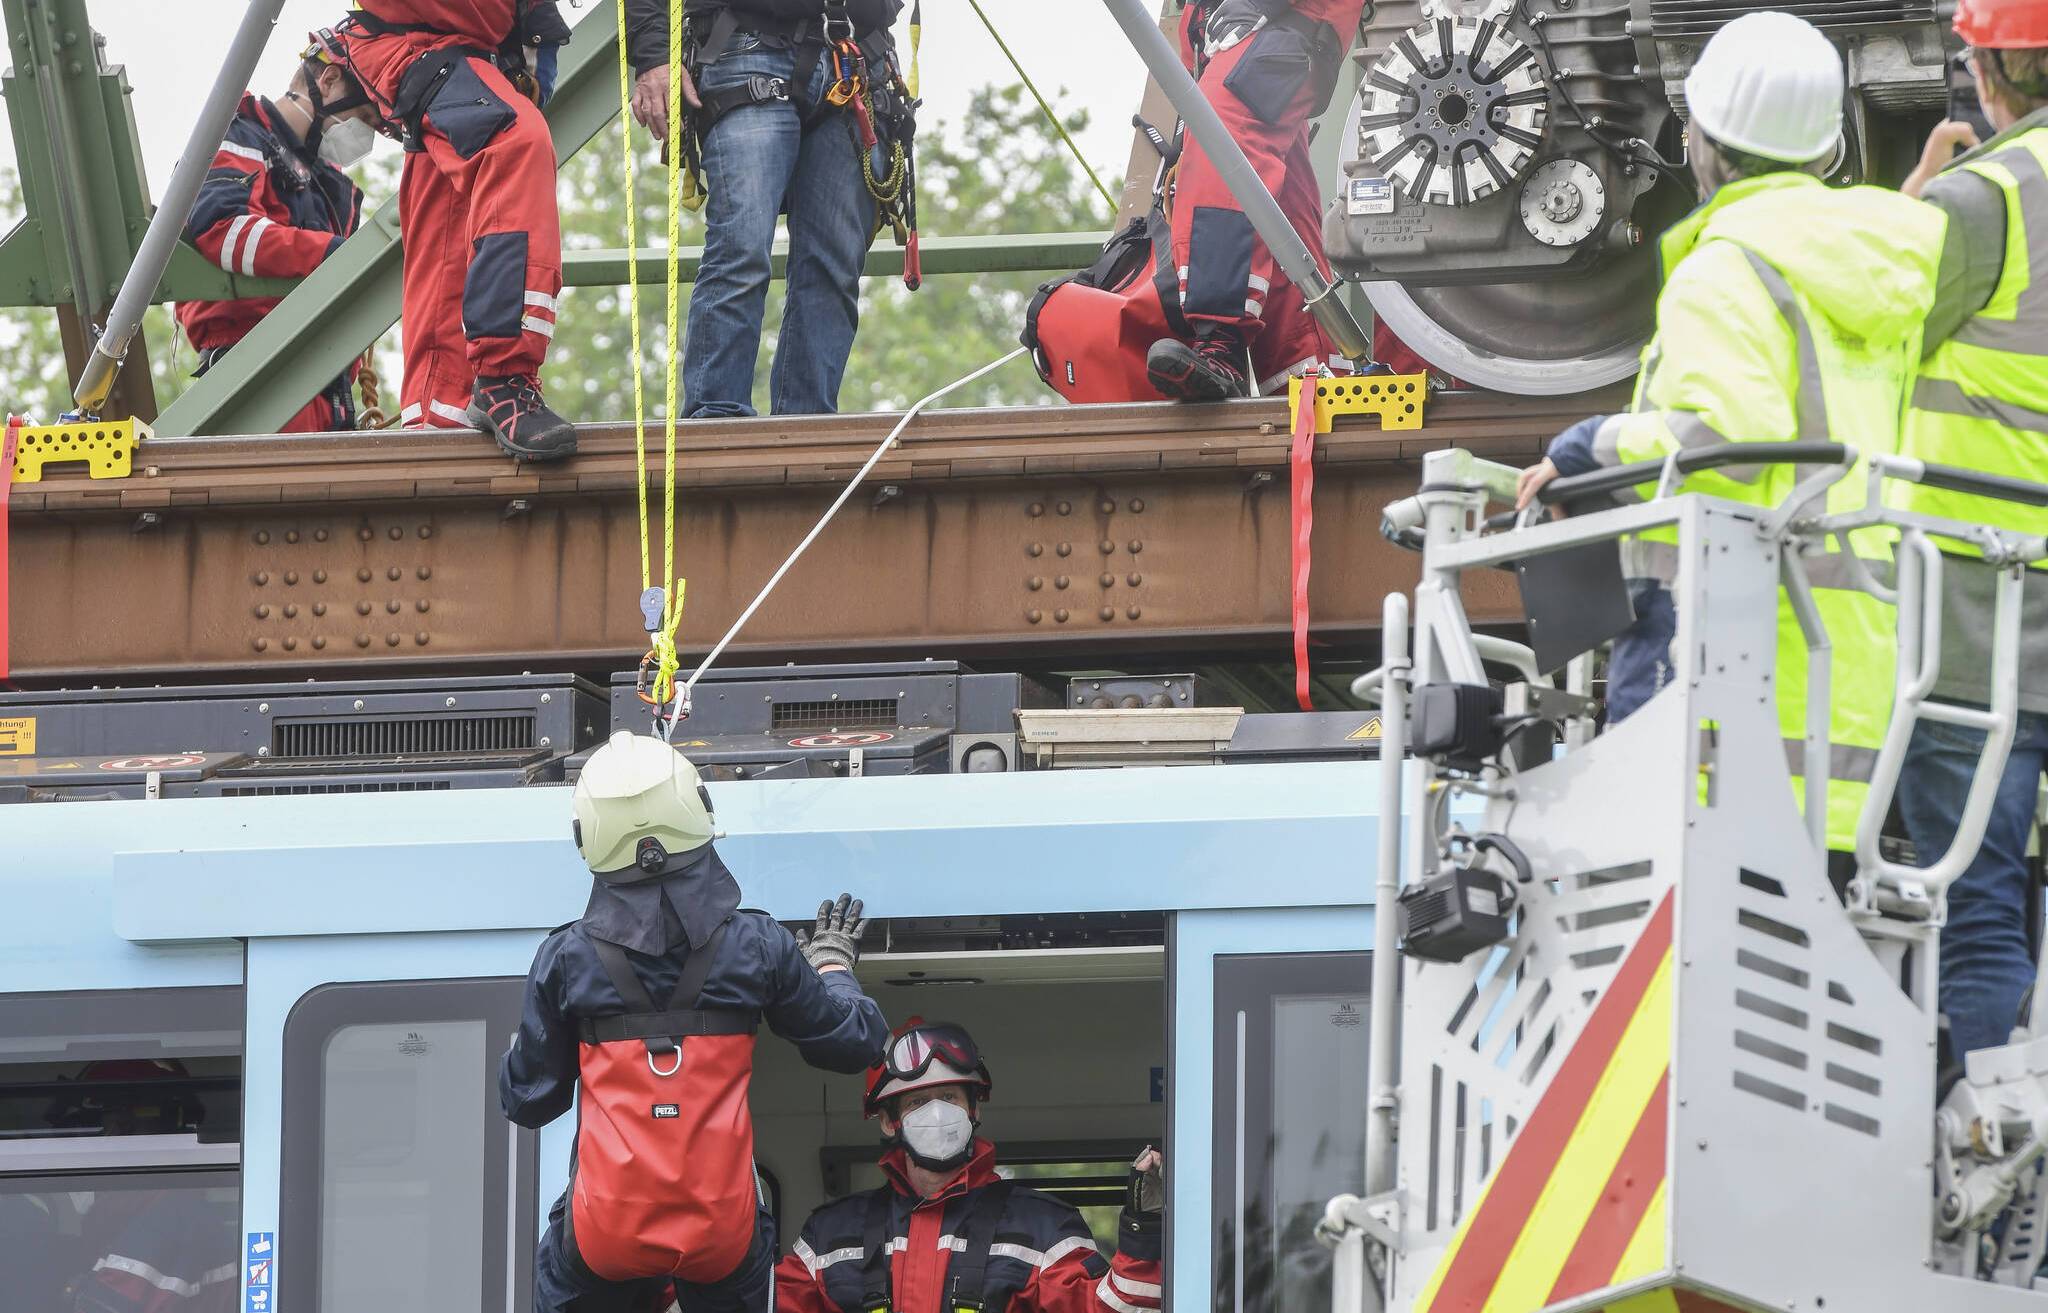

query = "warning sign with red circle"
[[98, 754, 207, 771], [787, 732, 895, 749]]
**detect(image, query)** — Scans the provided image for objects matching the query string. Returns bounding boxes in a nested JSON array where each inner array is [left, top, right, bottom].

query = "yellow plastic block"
[[1287, 372, 1427, 435], [9, 417, 147, 482]]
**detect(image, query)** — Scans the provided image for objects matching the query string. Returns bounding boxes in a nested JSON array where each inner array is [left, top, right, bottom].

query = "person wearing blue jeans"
[[1903, 714, 2048, 1059], [1530, 414, 1679, 723], [625, 0, 904, 418]]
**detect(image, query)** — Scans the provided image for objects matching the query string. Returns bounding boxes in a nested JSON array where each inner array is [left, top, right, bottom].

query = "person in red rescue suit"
[[499, 732, 891, 1313], [175, 44, 378, 433], [775, 1021, 1165, 1313], [1146, 0, 1370, 401], [327, 1, 580, 460]]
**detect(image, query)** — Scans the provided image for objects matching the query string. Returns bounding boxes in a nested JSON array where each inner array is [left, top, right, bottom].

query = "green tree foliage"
[[0, 82, 1108, 424]]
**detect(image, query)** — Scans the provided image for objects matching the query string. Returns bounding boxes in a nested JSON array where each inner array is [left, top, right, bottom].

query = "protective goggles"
[[882, 1023, 982, 1084]]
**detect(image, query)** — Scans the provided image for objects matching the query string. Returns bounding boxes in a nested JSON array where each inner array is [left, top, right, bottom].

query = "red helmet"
[[862, 1020, 992, 1117], [45, 1058, 202, 1134], [1956, 0, 2048, 48]]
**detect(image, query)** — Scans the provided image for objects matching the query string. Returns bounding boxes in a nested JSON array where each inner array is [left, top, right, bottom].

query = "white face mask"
[[318, 116, 375, 169], [899, 1098, 974, 1165]]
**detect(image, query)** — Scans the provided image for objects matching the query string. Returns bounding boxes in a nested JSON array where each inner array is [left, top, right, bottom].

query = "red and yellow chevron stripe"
[[1415, 890, 1676, 1313]]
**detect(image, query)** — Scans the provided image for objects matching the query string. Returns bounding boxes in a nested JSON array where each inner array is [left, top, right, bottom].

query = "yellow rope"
[[964, 0, 1115, 213], [618, 0, 687, 712]]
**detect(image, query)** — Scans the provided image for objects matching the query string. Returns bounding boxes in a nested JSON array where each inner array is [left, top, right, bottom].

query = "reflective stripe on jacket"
[[1584, 171, 1946, 850]]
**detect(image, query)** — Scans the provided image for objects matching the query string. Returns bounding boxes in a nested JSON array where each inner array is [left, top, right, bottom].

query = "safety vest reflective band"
[[1901, 125, 2048, 550]]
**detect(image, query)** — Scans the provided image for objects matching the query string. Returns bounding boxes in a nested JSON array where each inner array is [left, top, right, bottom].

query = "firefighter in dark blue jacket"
[[500, 731, 891, 1313]]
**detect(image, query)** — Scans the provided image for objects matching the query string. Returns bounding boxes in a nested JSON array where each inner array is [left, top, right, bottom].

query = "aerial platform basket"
[[1323, 446, 2048, 1313]]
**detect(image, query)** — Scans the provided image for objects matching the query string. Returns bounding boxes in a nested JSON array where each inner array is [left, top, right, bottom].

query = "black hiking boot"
[[1146, 332, 1251, 402], [468, 374, 577, 462]]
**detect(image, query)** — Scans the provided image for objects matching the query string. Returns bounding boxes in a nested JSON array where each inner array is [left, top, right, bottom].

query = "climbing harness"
[[663, 347, 1028, 742], [618, 0, 689, 723]]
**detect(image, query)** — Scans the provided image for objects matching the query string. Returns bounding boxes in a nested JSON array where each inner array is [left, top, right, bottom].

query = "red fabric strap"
[[1289, 387, 1317, 711], [0, 415, 19, 684]]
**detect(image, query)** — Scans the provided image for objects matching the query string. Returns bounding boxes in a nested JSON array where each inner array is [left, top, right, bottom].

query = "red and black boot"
[[468, 374, 578, 462], [1146, 329, 1251, 402]]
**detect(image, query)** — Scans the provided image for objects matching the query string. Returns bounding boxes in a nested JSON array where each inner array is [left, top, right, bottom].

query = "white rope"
[[663, 347, 1028, 740]]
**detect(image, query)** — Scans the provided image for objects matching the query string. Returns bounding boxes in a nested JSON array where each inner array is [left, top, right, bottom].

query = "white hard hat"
[[1683, 12, 1844, 165], [571, 732, 715, 877]]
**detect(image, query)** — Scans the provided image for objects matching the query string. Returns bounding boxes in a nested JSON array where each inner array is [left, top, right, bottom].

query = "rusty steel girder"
[[5, 394, 1596, 682]]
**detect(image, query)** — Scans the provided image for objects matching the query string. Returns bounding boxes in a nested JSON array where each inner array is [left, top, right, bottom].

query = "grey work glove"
[[1122, 1146, 1164, 1240], [797, 893, 868, 974]]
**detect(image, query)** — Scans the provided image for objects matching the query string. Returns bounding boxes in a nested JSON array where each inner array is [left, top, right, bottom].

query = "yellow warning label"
[[0, 717, 35, 755], [677, 739, 710, 748], [1347, 716, 1383, 741]]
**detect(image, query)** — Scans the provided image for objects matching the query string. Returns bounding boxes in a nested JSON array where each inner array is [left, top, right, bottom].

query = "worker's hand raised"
[[1903, 120, 1981, 198], [1516, 457, 1560, 510], [797, 893, 869, 975], [1124, 1145, 1165, 1228], [632, 64, 702, 142]]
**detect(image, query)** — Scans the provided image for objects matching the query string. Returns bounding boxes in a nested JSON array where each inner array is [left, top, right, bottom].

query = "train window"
[[1211, 952, 1376, 1313], [0, 988, 244, 1313], [282, 979, 537, 1313]]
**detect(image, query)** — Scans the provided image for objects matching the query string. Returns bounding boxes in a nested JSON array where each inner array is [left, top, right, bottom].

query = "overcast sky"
[[2, 1, 1152, 204]]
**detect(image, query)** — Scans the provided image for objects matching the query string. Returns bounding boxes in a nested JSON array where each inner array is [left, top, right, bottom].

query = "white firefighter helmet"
[[571, 731, 716, 877]]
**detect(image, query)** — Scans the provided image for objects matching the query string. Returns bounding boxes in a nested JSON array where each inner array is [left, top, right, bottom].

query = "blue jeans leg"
[[1903, 709, 2048, 1059], [769, 112, 875, 415], [685, 43, 802, 420], [1605, 581, 1677, 725]]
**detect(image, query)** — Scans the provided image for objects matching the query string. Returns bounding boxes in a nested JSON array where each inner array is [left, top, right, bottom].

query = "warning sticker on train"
[[98, 754, 207, 771], [787, 732, 895, 748]]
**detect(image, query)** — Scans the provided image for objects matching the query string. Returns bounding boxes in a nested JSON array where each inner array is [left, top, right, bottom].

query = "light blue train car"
[[1, 762, 1386, 1313]]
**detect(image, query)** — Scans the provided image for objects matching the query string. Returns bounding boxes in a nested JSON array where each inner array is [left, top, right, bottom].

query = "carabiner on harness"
[[822, 0, 857, 44]]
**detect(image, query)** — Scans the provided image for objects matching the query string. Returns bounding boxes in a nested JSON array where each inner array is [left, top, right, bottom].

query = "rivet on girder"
[[1099, 540, 1114, 554], [1056, 501, 1071, 515], [284, 605, 299, 619], [1099, 500, 1115, 514], [1027, 577, 1043, 591], [254, 530, 270, 545], [387, 633, 401, 646], [284, 571, 298, 586], [286, 530, 300, 544], [1100, 574, 1114, 588], [356, 635, 372, 648], [1099, 607, 1114, 622], [388, 566, 402, 581], [312, 603, 327, 617], [253, 571, 269, 586], [314, 528, 329, 542], [1056, 542, 1072, 557], [313, 570, 328, 584], [1027, 543, 1043, 558], [1131, 499, 1145, 513], [356, 601, 372, 616], [283, 637, 298, 651], [357, 568, 372, 583], [1054, 609, 1069, 623], [1055, 576, 1069, 590], [1127, 606, 1142, 620], [417, 633, 430, 646], [254, 604, 271, 620], [253, 638, 268, 652], [417, 600, 430, 613], [386, 600, 401, 614], [418, 566, 432, 580], [1028, 502, 1045, 517], [1128, 540, 1143, 554], [418, 526, 433, 539], [359, 527, 374, 542], [313, 637, 328, 650], [1128, 573, 1142, 587], [388, 527, 402, 540]]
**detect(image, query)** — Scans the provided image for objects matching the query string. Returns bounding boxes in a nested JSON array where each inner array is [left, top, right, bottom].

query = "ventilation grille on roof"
[[1647, 0, 1936, 39], [770, 699, 898, 733], [216, 779, 456, 797], [273, 713, 536, 759]]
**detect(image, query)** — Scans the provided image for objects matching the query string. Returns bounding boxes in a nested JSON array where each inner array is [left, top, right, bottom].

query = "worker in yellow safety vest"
[[1893, 0, 2048, 1061], [1516, 10, 1946, 857]]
